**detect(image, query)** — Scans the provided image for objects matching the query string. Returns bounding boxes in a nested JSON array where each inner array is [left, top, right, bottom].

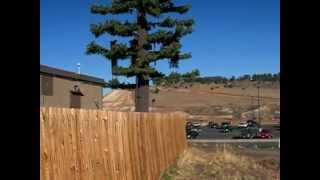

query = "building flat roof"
[[40, 64, 105, 86]]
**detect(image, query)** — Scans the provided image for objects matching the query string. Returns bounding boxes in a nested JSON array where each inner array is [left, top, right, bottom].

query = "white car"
[[192, 122, 201, 127], [238, 122, 248, 128]]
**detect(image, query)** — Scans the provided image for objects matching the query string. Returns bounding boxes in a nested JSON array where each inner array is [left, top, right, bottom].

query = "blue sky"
[[41, 0, 279, 83]]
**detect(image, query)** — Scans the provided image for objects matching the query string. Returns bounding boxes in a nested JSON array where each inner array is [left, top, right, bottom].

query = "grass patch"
[[161, 165, 179, 180], [161, 145, 279, 180]]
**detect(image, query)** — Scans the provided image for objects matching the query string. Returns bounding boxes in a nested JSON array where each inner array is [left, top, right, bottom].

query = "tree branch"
[[90, 20, 138, 37], [91, 1, 136, 15]]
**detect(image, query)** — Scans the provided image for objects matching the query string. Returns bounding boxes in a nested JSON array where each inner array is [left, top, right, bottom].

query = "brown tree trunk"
[[111, 59, 117, 79], [135, 12, 149, 112], [135, 75, 149, 112]]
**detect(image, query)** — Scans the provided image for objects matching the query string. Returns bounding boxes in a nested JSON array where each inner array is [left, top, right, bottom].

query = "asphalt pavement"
[[194, 124, 280, 140], [188, 139, 280, 143]]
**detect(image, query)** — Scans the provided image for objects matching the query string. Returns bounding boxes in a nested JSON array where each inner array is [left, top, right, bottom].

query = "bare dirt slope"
[[103, 81, 280, 123], [151, 83, 279, 108], [103, 90, 135, 111]]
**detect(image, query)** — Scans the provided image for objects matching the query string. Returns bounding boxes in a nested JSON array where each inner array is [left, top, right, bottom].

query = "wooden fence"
[[40, 107, 187, 180]]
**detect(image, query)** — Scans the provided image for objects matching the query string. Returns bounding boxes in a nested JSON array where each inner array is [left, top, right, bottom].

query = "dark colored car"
[[246, 120, 261, 128], [186, 130, 199, 139], [186, 122, 194, 129], [256, 129, 273, 139], [223, 126, 232, 133], [221, 122, 231, 129], [246, 120, 256, 125], [208, 121, 218, 128], [239, 127, 259, 139], [186, 122, 193, 127]]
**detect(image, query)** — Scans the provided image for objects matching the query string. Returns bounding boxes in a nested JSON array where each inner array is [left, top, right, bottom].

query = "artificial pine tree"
[[86, 0, 194, 112]]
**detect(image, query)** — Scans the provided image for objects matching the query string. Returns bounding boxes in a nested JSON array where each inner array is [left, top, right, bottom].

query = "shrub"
[[154, 87, 160, 94]]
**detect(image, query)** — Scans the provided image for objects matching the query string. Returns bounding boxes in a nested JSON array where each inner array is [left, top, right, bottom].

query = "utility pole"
[[257, 83, 261, 125], [251, 95, 254, 109], [250, 95, 254, 120]]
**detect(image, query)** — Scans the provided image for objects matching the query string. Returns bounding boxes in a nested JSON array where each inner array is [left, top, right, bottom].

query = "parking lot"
[[191, 124, 280, 140]]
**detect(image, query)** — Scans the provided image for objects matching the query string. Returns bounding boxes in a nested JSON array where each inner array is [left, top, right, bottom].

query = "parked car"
[[223, 126, 233, 133], [246, 120, 261, 128], [191, 128, 202, 132], [255, 129, 273, 139], [192, 122, 201, 127], [239, 126, 260, 139], [186, 123, 192, 130], [221, 122, 231, 129], [246, 120, 256, 125], [238, 122, 248, 128], [208, 121, 218, 128], [186, 130, 199, 139]]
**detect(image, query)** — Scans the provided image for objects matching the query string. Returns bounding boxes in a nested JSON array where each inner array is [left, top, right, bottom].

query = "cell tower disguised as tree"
[[86, 0, 194, 112]]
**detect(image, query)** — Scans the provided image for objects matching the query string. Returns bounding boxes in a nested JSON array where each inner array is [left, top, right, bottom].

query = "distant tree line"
[[251, 73, 280, 81], [152, 69, 200, 86], [196, 72, 280, 84], [152, 71, 280, 86], [235, 73, 280, 82], [194, 76, 229, 84]]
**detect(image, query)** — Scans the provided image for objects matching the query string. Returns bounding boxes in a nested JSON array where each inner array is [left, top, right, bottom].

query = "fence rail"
[[40, 107, 187, 180]]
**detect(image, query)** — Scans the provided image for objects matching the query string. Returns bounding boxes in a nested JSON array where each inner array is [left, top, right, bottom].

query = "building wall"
[[40, 74, 103, 109]]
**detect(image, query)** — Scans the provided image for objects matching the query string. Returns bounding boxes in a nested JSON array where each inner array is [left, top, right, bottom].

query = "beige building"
[[40, 64, 105, 109]]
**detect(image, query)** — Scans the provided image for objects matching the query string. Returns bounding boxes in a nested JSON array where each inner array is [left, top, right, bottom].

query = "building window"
[[41, 75, 53, 96], [70, 85, 84, 96], [70, 84, 83, 109]]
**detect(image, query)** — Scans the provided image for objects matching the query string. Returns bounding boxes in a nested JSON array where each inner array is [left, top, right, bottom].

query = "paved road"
[[188, 141, 280, 160], [188, 138, 280, 143], [188, 139, 280, 151], [195, 124, 280, 140]]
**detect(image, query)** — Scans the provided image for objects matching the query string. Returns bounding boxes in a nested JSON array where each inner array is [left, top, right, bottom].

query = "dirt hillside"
[[103, 81, 280, 123], [103, 90, 135, 111]]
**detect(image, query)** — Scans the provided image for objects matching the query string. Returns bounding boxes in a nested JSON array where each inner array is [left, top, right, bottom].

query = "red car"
[[256, 129, 273, 139]]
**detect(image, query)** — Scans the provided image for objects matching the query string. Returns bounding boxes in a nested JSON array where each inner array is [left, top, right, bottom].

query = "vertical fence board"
[[40, 107, 187, 180]]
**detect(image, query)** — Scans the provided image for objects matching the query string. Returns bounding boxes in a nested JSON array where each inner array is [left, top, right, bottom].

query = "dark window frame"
[[70, 85, 84, 96]]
